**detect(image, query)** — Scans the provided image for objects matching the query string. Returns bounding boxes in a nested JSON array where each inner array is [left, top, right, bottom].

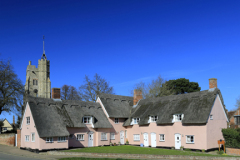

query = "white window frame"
[[83, 116, 92, 124], [186, 135, 194, 144], [101, 132, 107, 141], [132, 118, 140, 124], [125, 130, 127, 138], [159, 134, 165, 142], [210, 114, 213, 120], [25, 135, 30, 142], [46, 137, 53, 143], [133, 134, 140, 141], [110, 133, 115, 140], [114, 118, 119, 124], [31, 133, 35, 142], [58, 136, 66, 142], [3, 127, 7, 131], [26, 117, 30, 125], [173, 114, 184, 122], [149, 116, 158, 122], [77, 134, 84, 141]]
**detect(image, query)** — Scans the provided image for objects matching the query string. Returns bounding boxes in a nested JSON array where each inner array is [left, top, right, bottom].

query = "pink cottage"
[[20, 78, 228, 151]]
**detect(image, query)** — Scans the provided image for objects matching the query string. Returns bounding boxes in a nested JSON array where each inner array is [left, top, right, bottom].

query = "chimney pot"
[[29, 61, 31, 65], [133, 89, 143, 105], [209, 78, 217, 89], [52, 88, 61, 99]]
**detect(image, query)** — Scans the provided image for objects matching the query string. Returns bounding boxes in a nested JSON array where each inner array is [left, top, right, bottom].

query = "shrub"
[[217, 150, 224, 155], [202, 149, 205, 152], [184, 148, 191, 151], [126, 139, 129, 145], [222, 128, 240, 148]]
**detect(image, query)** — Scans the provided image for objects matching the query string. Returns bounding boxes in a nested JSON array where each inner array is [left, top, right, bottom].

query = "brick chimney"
[[13, 115, 15, 125], [52, 88, 61, 99], [133, 89, 143, 105], [209, 78, 217, 89]]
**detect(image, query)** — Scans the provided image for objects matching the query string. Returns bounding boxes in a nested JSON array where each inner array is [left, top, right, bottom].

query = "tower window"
[[34, 89, 38, 97], [33, 79, 38, 85]]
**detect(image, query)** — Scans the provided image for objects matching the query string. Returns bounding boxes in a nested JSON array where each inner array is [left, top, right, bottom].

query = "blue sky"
[[1, 0, 240, 123]]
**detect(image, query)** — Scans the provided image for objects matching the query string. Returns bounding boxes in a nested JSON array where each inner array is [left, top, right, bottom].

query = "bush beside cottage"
[[222, 128, 240, 148]]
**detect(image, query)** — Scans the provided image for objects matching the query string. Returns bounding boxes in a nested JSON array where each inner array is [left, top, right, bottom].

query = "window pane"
[[101, 133, 107, 140], [32, 133, 35, 142]]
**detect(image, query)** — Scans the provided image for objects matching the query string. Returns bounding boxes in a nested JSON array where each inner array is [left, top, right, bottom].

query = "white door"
[[151, 133, 156, 147], [88, 132, 93, 147], [120, 131, 124, 144], [143, 133, 149, 147], [175, 133, 181, 149]]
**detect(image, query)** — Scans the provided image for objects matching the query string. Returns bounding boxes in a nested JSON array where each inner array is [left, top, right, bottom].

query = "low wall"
[[226, 147, 240, 156], [0, 133, 15, 146]]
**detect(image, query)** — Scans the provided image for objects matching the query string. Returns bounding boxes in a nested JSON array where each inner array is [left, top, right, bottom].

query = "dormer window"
[[115, 118, 119, 124], [132, 118, 140, 124], [173, 114, 184, 122], [149, 116, 158, 122], [83, 116, 92, 124]]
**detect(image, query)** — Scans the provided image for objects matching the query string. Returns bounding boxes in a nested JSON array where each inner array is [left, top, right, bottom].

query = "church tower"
[[25, 36, 51, 98]]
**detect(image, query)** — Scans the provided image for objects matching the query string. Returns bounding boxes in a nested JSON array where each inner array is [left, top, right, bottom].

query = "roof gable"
[[98, 93, 133, 118], [25, 96, 112, 137], [3, 119, 13, 128]]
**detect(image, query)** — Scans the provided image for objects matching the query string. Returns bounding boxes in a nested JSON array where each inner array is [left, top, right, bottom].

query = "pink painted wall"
[[39, 137, 68, 150], [206, 95, 228, 149], [21, 103, 68, 151], [126, 122, 207, 149], [21, 103, 40, 150], [96, 98, 127, 144], [67, 126, 111, 148], [96, 128, 111, 146], [68, 125, 95, 148], [108, 118, 127, 144]]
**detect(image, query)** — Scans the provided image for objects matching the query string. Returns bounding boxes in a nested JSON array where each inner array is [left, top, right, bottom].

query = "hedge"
[[222, 128, 240, 148]]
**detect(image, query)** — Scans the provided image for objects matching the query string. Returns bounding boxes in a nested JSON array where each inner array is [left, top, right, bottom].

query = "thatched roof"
[[123, 88, 226, 126], [98, 93, 133, 118], [25, 96, 112, 138]]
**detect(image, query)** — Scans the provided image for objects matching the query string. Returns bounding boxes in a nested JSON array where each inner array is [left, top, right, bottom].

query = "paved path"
[[0, 144, 66, 160], [0, 152, 42, 160]]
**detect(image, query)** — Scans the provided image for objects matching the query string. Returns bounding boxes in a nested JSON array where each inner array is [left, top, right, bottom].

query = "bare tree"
[[68, 86, 80, 100], [132, 75, 174, 99], [0, 59, 24, 115], [235, 96, 240, 110], [79, 73, 114, 102], [61, 85, 81, 100]]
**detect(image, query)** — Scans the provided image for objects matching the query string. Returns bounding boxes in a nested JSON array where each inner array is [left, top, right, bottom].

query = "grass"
[[63, 145, 231, 157]]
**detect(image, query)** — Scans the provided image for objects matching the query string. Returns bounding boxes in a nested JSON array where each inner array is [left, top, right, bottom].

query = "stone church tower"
[[25, 37, 51, 98]]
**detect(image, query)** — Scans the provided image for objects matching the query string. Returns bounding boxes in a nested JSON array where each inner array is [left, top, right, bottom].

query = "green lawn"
[[63, 145, 229, 157]]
